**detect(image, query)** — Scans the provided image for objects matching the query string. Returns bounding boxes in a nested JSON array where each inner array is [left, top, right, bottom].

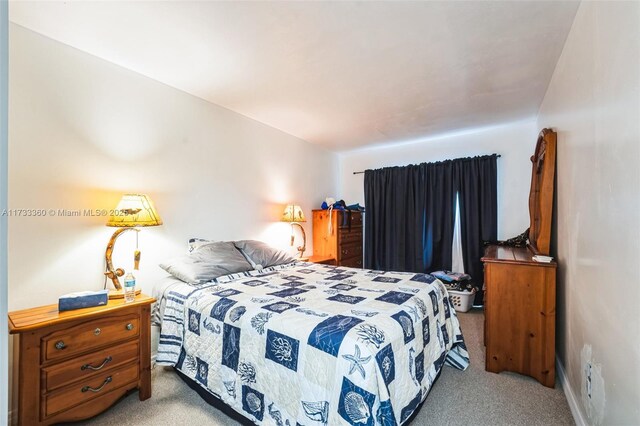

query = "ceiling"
[[9, 1, 579, 151]]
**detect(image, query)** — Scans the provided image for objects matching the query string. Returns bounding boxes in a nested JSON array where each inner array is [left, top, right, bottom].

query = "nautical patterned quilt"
[[156, 262, 469, 425]]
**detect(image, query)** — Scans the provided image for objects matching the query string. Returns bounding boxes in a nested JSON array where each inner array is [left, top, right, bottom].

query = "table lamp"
[[281, 204, 306, 258], [105, 194, 162, 298]]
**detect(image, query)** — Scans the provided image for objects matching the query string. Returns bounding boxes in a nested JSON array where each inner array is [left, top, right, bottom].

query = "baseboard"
[[556, 355, 588, 426]]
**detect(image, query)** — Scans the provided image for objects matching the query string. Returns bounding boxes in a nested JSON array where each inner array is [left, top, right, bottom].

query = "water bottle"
[[124, 272, 136, 303]]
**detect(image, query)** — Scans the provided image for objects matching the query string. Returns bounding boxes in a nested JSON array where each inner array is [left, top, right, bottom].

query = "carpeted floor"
[[70, 309, 574, 425]]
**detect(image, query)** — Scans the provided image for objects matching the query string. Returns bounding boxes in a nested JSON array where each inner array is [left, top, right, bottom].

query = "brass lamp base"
[[104, 227, 140, 291], [108, 288, 142, 300], [291, 222, 306, 258]]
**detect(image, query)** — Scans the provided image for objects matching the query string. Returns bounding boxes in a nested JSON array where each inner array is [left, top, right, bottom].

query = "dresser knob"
[[54, 340, 66, 350], [126, 323, 134, 331], [94, 328, 101, 336]]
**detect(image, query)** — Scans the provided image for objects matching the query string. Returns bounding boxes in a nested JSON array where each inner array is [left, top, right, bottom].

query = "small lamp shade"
[[104, 194, 162, 295], [106, 194, 163, 227], [281, 204, 306, 223]]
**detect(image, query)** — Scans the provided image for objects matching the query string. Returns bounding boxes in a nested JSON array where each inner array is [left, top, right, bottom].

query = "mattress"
[[156, 261, 469, 425]]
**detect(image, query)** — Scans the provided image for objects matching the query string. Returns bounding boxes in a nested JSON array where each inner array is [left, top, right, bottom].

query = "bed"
[[154, 258, 468, 425]]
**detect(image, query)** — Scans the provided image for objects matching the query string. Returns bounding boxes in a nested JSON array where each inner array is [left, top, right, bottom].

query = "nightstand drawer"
[[43, 362, 139, 418], [42, 313, 140, 362], [43, 340, 139, 392]]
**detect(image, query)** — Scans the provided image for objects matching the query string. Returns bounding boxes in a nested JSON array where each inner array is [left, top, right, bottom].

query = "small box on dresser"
[[8, 294, 155, 425]]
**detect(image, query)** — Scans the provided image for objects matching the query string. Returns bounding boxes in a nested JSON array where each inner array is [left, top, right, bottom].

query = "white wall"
[[537, 2, 640, 425], [338, 120, 538, 240], [8, 23, 338, 310], [1, 2, 9, 424]]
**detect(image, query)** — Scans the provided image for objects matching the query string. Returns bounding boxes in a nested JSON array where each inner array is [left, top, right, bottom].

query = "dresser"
[[483, 128, 557, 387], [482, 246, 556, 387], [8, 294, 155, 425], [312, 209, 363, 268]]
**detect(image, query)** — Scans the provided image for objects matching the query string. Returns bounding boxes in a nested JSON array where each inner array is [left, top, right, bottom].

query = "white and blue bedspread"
[[157, 262, 469, 425]]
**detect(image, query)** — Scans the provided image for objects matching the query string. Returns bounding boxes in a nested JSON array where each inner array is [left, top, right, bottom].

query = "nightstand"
[[8, 294, 155, 425], [300, 254, 337, 265]]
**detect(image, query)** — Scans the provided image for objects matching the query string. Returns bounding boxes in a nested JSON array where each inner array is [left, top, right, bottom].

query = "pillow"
[[233, 240, 296, 269], [187, 237, 214, 253], [160, 241, 252, 284]]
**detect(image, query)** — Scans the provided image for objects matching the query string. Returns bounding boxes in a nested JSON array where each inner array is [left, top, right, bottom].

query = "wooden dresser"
[[483, 246, 557, 387], [8, 294, 155, 425], [483, 128, 557, 387], [312, 209, 363, 268]]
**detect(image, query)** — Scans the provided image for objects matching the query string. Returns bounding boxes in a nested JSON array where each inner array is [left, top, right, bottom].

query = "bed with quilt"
[[154, 240, 469, 426]]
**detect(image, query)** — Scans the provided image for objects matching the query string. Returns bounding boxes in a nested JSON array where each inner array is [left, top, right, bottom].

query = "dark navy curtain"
[[453, 156, 498, 303], [364, 155, 498, 299], [363, 165, 426, 273]]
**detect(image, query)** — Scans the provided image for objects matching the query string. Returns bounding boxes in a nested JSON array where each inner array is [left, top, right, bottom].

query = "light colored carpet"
[[70, 310, 574, 425]]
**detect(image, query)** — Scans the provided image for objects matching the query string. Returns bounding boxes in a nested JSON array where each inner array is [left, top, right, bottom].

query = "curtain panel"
[[364, 155, 498, 296]]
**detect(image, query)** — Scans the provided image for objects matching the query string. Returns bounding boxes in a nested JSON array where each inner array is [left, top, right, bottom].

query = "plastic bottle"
[[124, 272, 136, 303]]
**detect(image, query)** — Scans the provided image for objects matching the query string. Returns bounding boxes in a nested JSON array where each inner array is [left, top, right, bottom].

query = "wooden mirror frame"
[[528, 128, 557, 255]]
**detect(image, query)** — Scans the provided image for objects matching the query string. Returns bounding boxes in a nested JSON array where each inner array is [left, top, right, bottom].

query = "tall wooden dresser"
[[483, 129, 557, 387], [312, 209, 363, 268]]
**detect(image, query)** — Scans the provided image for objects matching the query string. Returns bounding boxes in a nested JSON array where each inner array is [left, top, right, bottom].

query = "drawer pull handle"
[[55, 340, 66, 350], [94, 328, 101, 336], [81, 356, 112, 371], [81, 376, 112, 393], [126, 323, 134, 331]]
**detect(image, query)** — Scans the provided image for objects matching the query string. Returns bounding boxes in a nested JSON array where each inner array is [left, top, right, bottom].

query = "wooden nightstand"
[[300, 255, 337, 265], [8, 294, 155, 425]]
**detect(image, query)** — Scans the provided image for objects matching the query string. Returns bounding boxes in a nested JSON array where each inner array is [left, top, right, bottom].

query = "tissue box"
[[58, 290, 109, 312]]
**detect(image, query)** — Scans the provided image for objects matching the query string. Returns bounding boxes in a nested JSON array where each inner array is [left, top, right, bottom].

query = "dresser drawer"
[[43, 362, 139, 418], [339, 228, 362, 244], [338, 212, 362, 228], [42, 313, 140, 362], [339, 243, 362, 259], [43, 340, 139, 392], [341, 256, 363, 268]]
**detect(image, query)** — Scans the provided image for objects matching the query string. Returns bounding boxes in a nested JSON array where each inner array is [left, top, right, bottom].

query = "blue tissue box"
[[58, 290, 109, 312]]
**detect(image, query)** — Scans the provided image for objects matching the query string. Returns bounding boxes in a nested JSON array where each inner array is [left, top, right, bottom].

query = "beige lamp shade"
[[106, 194, 163, 227], [281, 204, 306, 223]]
